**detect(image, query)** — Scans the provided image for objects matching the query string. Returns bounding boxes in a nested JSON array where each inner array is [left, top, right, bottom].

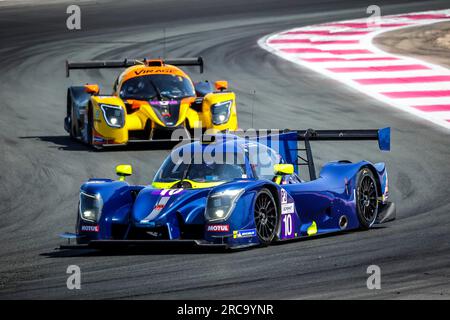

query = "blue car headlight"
[[100, 104, 125, 128], [211, 100, 232, 125], [205, 188, 244, 222], [79, 191, 103, 222]]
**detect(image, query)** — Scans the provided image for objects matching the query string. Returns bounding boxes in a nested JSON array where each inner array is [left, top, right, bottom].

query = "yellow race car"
[[64, 57, 238, 148]]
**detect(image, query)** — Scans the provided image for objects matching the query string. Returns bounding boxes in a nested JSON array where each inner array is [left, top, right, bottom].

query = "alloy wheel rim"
[[254, 193, 277, 241], [358, 176, 377, 222]]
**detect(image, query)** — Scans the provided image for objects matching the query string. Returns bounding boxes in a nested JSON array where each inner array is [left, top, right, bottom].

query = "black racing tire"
[[75, 206, 83, 244], [356, 168, 379, 229], [69, 98, 77, 140], [253, 188, 278, 245], [149, 121, 160, 141], [87, 104, 94, 146], [143, 119, 153, 140]]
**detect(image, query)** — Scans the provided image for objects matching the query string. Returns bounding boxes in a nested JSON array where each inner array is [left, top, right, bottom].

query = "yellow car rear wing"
[[65, 57, 204, 77]]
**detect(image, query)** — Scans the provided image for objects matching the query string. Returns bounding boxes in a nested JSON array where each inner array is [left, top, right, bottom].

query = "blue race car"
[[61, 128, 395, 250]]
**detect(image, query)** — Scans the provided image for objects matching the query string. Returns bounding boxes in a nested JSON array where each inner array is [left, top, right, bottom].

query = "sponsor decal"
[[81, 225, 99, 232], [281, 203, 295, 215], [281, 211, 301, 240], [282, 213, 293, 238], [206, 224, 230, 232], [141, 196, 170, 223], [153, 204, 165, 211], [149, 100, 178, 106], [233, 229, 256, 239], [281, 188, 288, 204], [159, 188, 183, 196], [134, 69, 175, 76]]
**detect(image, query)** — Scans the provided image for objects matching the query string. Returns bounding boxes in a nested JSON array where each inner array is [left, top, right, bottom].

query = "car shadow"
[[43, 226, 389, 258], [19, 135, 182, 152], [41, 242, 231, 257], [20, 135, 93, 151]]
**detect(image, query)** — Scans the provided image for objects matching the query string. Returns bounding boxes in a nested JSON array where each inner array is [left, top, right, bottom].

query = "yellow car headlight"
[[211, 100, 232, 125], [100, 104, 125, 128]]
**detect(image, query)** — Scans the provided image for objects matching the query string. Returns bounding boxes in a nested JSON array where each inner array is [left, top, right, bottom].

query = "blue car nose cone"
[[132, 188, 177, 224]]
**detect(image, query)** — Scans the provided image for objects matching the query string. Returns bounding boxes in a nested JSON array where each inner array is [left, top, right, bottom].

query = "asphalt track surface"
[[0, 0, 449, 299]]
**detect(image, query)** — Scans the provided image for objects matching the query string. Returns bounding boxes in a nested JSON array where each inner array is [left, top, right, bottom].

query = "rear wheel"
[[356, 168, 379, 229], [254, 188, 278, 245]]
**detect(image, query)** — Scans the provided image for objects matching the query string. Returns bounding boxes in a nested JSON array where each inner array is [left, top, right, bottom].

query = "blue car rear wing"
[[248, 128, 390, 180], [294, 128, 390, 180], [296, 128, 390, 151]]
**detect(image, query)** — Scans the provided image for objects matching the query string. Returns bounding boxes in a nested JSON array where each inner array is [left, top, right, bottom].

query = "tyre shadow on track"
[[19, 135, 180, 152], [20, 135, 92, 151]]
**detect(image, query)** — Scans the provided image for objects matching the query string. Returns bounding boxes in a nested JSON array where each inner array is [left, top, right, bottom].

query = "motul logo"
[[207, 224, 230, 232], [81, 225, 99, 232]]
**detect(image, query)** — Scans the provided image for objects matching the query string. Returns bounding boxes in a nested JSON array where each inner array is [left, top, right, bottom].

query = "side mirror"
[[85, 84, 100, 95], [214, 80, 228, 91], [273, 164, 294, 175], [116, 164, 132, 181]]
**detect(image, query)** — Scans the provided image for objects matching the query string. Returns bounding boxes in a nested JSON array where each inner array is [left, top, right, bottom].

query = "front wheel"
[[87, 105, 94, 146], [356, 168, 379, 229], [254, 188, 278, 245], [69, 101, 78, 140]]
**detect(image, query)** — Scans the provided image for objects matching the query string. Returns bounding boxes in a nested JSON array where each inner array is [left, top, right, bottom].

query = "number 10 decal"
[[160, 188, 183, 196], [283, 214, 293, 237]]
